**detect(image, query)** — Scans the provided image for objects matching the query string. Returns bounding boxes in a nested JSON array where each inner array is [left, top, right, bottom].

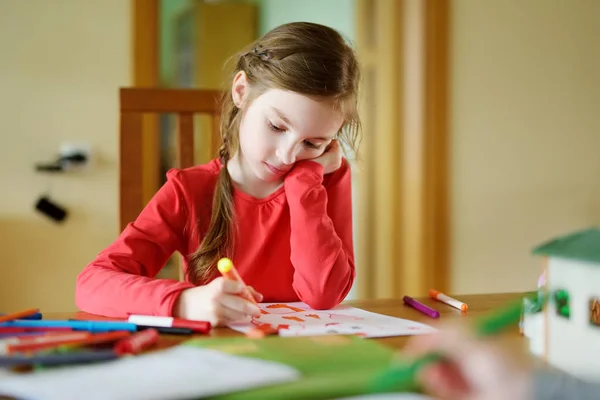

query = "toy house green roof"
[[532, 227, 600, 264]]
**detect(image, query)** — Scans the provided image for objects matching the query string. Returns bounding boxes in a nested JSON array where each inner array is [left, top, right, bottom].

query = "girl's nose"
[[276, 143, 298, 165]]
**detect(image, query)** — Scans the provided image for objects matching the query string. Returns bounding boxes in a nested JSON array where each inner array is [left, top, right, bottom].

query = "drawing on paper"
[[228, 302, 437, 338]]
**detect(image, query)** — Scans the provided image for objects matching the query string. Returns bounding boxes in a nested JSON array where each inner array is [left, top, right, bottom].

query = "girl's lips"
[[265, 162, 289, 175]]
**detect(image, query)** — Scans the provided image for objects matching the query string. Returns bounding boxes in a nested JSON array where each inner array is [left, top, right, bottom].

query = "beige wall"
[[0, 1, 130, 312], [451, 0, 600, 294]]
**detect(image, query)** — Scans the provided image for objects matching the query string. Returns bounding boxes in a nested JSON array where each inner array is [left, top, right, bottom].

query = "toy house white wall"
[[547, 257, 600, 381]]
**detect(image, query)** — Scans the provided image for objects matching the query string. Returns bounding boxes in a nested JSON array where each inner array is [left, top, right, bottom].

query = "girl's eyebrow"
[[271, 106, 294, 128], [271, 106, 335, 141]]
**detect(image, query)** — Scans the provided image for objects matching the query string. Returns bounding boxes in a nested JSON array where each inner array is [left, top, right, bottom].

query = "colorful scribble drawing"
[[228, 302, 438, 338], [265, 304, 305, 313]]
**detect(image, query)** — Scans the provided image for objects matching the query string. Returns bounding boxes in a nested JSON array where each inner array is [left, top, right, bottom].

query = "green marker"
[[369, 293, 540, 393]]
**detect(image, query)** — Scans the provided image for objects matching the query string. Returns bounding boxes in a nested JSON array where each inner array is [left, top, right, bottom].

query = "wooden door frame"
[[130, 0, 160, 219], [355, 0, 450, 298]]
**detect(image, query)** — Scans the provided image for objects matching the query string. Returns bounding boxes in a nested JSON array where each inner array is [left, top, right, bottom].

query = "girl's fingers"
[[218, 277, 245, 294], [219, 293, 261, 317], [216, 305, 251, 325], [247, 286, 264, 302], [219, 279, 263, 303]]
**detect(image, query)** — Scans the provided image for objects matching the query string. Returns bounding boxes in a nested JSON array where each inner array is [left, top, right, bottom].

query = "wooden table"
[[46, 292, 528, 353]]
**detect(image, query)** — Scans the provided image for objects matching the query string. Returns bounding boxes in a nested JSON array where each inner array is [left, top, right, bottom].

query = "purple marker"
[[403, 295, 440, 319]]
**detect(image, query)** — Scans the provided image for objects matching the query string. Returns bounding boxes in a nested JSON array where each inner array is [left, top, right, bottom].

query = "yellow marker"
[[217, 258, 257, 305]]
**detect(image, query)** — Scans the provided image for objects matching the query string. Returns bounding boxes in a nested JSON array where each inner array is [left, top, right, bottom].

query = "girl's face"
[[232, 72, 344, 184]]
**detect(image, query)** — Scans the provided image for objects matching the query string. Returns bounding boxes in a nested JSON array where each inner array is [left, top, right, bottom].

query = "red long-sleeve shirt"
[[75, 158, 355, 318]]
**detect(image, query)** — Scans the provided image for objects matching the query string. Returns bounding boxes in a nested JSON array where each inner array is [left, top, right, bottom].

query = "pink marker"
[[403, 296, 440, 319]]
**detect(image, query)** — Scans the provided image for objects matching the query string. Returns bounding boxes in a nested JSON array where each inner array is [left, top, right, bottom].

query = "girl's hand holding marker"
[[174, 258, 263, 327]]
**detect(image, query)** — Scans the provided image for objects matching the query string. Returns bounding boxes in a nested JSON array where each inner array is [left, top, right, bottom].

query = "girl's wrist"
[[172, 289, 189, 318]]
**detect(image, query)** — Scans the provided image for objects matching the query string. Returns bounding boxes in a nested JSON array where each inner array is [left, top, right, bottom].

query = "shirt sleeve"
[[75, 169, 196, 318], [283, 158, 356, 309], [533, 368, 600, 400]]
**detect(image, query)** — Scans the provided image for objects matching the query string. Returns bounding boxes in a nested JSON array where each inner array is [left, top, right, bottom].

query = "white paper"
[[0, 346, 300, 400], [229, 302, 437, 338]]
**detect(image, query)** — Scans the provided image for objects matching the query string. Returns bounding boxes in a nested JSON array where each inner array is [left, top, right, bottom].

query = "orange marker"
[[0, 308, 40, 323], [217, 258, 257, 305], [429, 289, 468, 312]]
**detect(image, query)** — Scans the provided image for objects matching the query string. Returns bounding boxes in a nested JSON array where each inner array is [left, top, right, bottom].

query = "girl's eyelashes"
[[267, 120, 285, 132], [303, 140, 321, 149], [267, 119, 322, 150]]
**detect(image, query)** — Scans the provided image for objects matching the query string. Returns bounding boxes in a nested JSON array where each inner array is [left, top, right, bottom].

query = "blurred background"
[[0, 0, 598, 312]]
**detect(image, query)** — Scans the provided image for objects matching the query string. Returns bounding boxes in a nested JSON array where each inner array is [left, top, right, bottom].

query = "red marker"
[[127, 315, 211, 334], [1, 332, 90, 354], [114, 329, 159, 355], [5, 331, 130, 354]]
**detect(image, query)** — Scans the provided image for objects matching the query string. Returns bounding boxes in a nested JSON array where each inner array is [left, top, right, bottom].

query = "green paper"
[[182, 335, 406, 400]]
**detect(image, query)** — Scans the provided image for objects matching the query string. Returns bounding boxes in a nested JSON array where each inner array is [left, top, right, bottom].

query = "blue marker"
[[0, 320, 136, 333]]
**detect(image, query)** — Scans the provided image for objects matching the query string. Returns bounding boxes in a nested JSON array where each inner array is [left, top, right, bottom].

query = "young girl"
[[75, 22, 362, 326]]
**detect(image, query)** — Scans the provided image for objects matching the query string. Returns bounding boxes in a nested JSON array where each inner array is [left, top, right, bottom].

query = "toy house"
[[524, 227, 600, 381]]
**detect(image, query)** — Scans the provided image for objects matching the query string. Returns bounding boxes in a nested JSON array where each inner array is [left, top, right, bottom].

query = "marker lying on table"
[[0, 327, 73, 334], [369, 294, 535, 393], [0, 320, 137, 333], [114, 328, 159, 355], [429, 289, 468, 312], [50, 331, 132, 352], [127, 315, 211, 334], [138, 326, 193, 335], [403, 296, 440, 319], [1, 332, 91, 354], [0, 308, 40, 323], [0, 332, 61, 339], [0, 312, 42, 321], [217, 257, 257, 305], [68, 319, 196, 335], [0, 349, 119, 367]]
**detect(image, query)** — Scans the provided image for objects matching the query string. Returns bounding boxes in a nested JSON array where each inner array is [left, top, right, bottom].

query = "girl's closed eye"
[[267, 120, 286, 132], [266, 117, 323, 149], [303, 140, 321, 150]]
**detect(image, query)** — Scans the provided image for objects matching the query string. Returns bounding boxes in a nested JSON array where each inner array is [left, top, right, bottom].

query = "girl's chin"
[[259, 173, 285, 184]]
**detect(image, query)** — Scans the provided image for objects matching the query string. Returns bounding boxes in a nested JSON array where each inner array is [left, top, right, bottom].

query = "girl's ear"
[[231, 71, 248, 108]]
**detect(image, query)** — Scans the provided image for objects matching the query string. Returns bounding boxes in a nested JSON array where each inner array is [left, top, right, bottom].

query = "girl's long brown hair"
[[187, 22, 362, 283]]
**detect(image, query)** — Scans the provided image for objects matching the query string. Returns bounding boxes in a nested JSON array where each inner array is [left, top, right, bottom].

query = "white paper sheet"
[[229, 302, 438, 338], [0, 346, 300, 400]]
